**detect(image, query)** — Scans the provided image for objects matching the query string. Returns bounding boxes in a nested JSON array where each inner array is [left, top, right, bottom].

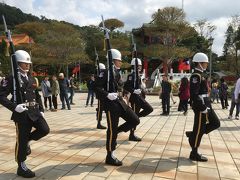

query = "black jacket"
[[190, 69, 210, 111], [93, 68, 126, 111], [0, 75, 44, 122]]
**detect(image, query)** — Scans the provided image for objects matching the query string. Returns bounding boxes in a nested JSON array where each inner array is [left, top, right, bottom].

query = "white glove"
[[107, 93, 118, 101], [201, 107, 210, 114], [133, 89, 141, 95], [40, 112, 44, 117], [15, 104, 28, 113]]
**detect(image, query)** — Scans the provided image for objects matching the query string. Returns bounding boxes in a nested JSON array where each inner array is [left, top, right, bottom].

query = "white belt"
[[199, 94, 209, 98]]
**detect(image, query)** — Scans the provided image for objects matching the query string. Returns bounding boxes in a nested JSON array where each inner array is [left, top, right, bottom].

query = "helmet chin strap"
[[199, 63, 206, 71], [19, 66, 29, 74]]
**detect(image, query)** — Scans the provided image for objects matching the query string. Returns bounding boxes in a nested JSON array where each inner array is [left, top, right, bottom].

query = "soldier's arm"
[[0, 76, 17, 112], [93, 70, 108, 99], [190, 74, 207, 111], [123, 74, 135, 93]]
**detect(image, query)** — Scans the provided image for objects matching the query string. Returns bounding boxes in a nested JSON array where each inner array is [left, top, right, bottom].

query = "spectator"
[[233, 77, 240, 119], [85, 74, 95, 107], [169, 76, 177, 104], [159, 75, 172, 116], [69, 74, 77, 105], [219, 78, 228, 109], [178, 77, 190, 115], [41, 76, 53, 111], [51, 75, 60, 111], [58, 73, 71, 110], [211, 79, 219, 103], [228, 85, 239, 120]]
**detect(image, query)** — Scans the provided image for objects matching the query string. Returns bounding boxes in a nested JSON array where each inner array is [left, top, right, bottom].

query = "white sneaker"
[[235, 116, 239, 120], [228, 115, 232, 119]]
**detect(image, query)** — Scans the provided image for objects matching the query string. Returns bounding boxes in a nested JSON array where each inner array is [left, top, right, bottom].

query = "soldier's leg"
[[138, 97, 153, 117], [129, 101, 142, 141], [118, 104, 140, 133], [97, 100, 106, 129], [205, 109, 220, 134], [188, 111, 208, 161], [15, 121, 35, 178], [105, 110, 122, 166], [30, 116, 50, 141]]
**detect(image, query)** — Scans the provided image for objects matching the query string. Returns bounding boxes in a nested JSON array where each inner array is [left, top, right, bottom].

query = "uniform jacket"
[[0, 74, 44, 122], [124, 72, 144, 102], [190, 69, 210, 111], [93, 67, 126, 111]]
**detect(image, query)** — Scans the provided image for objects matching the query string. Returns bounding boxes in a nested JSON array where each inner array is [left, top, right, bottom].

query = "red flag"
[[72, 64, 80, 74]]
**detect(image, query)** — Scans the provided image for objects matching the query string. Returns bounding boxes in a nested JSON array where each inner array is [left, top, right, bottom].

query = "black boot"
[[97, 122, 106, 129], [189, 151, 208, 162], [129, 130, 141, 141], [17, 162, 35, 178], [185, 131, 192, 138], [129, 133, 141, 141], [105, 152, 122, 166]]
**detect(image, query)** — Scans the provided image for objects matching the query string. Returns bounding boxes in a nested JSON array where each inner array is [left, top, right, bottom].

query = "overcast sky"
[[3, 0, 240, 56]]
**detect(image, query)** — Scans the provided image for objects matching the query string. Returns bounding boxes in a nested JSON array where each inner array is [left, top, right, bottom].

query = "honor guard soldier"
[[96, 63, 107, 129], [124, 58, 153, 141], [0, 50, 50, 178], [94, 49, 140, 166], [186, 52, 220, 162]]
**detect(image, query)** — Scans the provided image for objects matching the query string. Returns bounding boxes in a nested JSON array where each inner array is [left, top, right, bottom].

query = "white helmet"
[[131, 58, 142, 66], [107, 49, 121, 61], [15, 50, 32, 64], [192, 52, 208, 63], [99, 63, 106, 70]]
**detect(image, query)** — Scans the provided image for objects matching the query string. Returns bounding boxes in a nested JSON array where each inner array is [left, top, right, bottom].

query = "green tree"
[[99, 18, 124, 32]]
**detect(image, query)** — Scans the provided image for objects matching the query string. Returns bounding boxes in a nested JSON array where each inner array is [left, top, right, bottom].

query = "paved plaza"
[[0, 93, 240, 180]]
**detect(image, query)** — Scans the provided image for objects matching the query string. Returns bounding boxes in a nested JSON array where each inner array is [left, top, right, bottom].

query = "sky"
[[3, 0, 240, 56]]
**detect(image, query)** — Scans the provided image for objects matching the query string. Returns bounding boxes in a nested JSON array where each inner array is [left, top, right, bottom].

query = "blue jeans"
[[86, 90, 94, 106]]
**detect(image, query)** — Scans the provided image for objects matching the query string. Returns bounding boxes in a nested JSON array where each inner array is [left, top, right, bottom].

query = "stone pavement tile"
[[28, 152, 58, 166], [177, 157, 197, 173], [152, 177, 173, 180], [161, 150, 179, 162], [175, 171, 197, 180], [198, 167, 220, 180], [0, 159, 17, 171], [198, 155, 217, 169], [139, 154, 160, 168], [233, 158, 240, 172], [88, 163, 115, 178], [0, 171, 17, 180], [83, 175, 106, 180], [127, 146, 148, 158], [129, 164, 155, 180], [107, 156, 140, 180], [38, 168, 68, 180], [31, 159, 62, 178], [154, 160, 177, 179], [51, 149, 80, 162], [55, 155, 88, 171], [60, 164, 95, 180]]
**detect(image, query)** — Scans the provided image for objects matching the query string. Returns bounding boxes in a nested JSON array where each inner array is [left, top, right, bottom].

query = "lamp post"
[[208, 37, 214, 81]]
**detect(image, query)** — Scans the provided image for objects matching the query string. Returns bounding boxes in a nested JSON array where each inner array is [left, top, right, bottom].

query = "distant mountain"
[[0, 3, 40, 29]]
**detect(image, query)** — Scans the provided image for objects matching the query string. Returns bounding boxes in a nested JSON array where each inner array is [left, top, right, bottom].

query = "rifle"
[[101, 15, 115, 93], [131, 33, 139, 89], [2, 15, 23, 104], [94, 47, 100, 76]]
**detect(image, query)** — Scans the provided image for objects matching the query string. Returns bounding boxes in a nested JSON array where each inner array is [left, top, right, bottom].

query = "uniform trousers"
[[105, 99, 140, 151], [190, 109, 220, 148], [130, 94, 153, 117], [15, 116, 50, 163]]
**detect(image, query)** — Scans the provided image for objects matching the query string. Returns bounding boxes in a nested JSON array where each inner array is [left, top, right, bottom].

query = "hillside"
[[0, 2, 40, 29]]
